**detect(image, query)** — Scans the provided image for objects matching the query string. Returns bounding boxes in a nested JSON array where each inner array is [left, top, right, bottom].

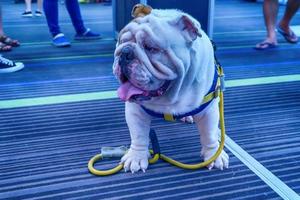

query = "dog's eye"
[[143, 43, 159, 53]]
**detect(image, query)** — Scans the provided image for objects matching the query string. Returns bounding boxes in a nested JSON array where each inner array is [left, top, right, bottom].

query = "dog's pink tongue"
[[117, 82, 144, 101]]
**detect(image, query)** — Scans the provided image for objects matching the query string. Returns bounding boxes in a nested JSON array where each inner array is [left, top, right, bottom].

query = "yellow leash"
[[88, 90, 226, 176]]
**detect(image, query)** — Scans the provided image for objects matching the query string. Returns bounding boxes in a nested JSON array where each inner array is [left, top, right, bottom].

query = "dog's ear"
[[132, 4, 152, 18], [176, 15, 202, 42]]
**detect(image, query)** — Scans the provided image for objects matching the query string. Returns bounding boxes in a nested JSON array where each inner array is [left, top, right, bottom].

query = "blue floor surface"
[[0, 0, 300, 199]]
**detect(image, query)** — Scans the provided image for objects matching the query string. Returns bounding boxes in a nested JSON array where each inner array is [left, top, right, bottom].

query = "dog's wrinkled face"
[[113, 16, 176, 102], [113, 9, 201, 102]]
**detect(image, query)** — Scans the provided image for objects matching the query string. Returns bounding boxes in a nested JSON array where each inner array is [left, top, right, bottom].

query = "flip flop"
[[277, 26, 298, 43], [254, 42, 277, 50], [0, 42, 12, 52], [0, 35, 20, 47]]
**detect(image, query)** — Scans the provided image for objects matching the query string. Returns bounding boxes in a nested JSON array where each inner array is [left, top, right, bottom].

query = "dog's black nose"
[[119, 46, 134, 79], [119, 46, 134, 67]]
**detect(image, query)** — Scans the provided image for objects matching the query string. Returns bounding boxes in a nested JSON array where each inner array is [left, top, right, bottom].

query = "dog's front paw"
[[121, 148, 150, 173], [201, 145, 229, 170]]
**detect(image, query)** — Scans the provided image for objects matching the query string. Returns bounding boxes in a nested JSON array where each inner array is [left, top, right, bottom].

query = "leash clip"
[[220, 74, 226, 92], [149, 129, 161, 155], [101, 146, 128, 158], [214, 87, 220, 98]]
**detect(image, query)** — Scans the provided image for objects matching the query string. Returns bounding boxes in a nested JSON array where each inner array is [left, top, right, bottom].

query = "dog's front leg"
[[193, 100, 229, 170], [121, 102, 152, 173]]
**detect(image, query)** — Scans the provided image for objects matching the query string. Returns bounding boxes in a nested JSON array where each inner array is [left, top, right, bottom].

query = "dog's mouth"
[[115, 45, 170, 102], [117, 73, 169, 102], [117, 81, 149, 102]]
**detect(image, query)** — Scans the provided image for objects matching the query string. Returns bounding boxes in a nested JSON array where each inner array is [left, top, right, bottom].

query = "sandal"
[[277, 25, 298, 43], [0, 42, 12, 52], [254, 41, 277, 50], [0, 35, 20, 47]]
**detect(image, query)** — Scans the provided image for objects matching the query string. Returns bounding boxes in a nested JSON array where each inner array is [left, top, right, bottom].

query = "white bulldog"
[[113, 5, 229, 173]]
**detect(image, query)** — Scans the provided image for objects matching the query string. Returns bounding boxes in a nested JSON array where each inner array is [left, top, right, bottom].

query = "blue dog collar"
[[141, 64, 224, 121]]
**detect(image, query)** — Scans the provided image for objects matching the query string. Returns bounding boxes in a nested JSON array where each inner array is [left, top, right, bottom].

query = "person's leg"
[[44, 0, 70, 47], [279, 0, 300, 29], [65, 0, 86, 34], [34, 0, 43, 17], [65, 0, 101, 39], [43, 0, 61, 37], [25, 0, 32, 11], [278, 0, 300, 41], [0, 6, 15, 50], [37, 0, 43, 12], [0, 6, 3, 36], [263, 0, 278, 43], [22, 0, 33, 17], [255, 0, 279, 49]]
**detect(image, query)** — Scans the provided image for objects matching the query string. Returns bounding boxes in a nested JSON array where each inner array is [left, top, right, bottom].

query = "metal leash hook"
[[88, 130, 160, 176], [87, 146, 125, 176]]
